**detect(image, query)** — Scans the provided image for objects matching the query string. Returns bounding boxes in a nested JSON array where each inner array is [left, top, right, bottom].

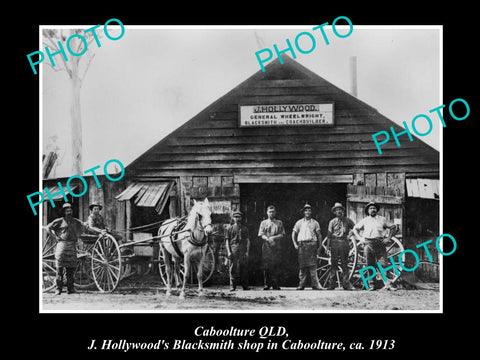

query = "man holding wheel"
[[352, 202, 397, 291]]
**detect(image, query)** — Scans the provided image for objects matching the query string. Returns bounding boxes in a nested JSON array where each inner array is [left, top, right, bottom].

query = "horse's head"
[[192, 198, 213, 235]]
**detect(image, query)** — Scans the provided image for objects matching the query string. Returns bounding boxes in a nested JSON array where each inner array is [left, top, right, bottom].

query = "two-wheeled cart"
[[42, 219, 218, 293]]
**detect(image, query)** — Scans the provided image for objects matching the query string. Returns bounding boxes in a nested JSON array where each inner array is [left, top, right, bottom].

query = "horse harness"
[[169, 216, 209, 259]]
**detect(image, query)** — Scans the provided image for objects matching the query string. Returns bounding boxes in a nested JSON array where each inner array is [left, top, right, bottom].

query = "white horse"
[[158, 198, 213, 299]]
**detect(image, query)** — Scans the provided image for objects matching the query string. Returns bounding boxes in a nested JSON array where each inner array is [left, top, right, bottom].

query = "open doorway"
[[240, 183, 347, 286]]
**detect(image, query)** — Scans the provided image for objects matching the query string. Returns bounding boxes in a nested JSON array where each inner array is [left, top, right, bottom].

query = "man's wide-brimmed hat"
[[364, 202, 380, 215], [62, 203, 72, 209], [89, 203, 103, 211], [331, 202, 345, 213]]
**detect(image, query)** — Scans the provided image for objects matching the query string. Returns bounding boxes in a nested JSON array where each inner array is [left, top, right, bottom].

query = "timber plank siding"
[[127, 56, 439, 180]]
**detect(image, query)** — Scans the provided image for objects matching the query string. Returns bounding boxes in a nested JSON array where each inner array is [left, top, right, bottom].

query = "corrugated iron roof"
[[42, 183, 79, 200], [115, 181, 173, 214], [406, 178, 439, 200]]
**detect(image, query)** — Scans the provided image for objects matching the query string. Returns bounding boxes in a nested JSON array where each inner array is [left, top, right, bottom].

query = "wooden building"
[[42, 175, 128, 233], [116, 56, 439, 285]]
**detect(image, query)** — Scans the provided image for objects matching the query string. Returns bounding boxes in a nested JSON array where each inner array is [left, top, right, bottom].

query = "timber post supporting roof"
[[126, 56, 439, 180]]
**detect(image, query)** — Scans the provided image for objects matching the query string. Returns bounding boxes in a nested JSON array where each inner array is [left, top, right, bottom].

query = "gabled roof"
[[127, 56, 439, 179]]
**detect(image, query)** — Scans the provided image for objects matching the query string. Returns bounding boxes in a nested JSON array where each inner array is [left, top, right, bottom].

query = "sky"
[[42, 25, 441, 179]]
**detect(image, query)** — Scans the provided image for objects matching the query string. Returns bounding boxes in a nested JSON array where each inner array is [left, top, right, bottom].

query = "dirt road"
[[42, 275, 440, 312]]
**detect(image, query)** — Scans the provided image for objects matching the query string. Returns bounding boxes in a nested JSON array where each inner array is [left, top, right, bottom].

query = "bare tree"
[[42, 28, 100, 175]]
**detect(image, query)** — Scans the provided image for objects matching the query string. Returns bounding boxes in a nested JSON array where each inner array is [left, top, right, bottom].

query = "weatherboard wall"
[[127, 56, 439, 182]]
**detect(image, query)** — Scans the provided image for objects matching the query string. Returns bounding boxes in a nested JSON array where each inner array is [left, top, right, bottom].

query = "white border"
[[39, 24, 443, 314]]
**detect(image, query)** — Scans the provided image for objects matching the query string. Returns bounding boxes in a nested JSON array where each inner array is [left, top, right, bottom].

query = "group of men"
[[225, 201, 397, 292], [46, 198, 396, 295]]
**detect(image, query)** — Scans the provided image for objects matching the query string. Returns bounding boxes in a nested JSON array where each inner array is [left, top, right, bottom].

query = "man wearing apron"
[[46, 203, 104, 295], [292, 204, 322, 290], [258, 205, 285, 290]]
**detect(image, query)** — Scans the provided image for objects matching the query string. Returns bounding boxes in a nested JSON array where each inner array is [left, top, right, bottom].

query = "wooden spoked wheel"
[[158, 245, 216, 286], [316, 236, 358, 289], [119, 247, 134, 280], [42, 231, 57, 293], [91, 234, 122, 292], [349, 236, 405, 289], [74, 239, 95, 289]]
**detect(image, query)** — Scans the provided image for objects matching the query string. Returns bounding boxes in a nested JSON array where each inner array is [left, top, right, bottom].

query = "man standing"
[[292, 204, 322, 290], [352, 202, 397, 291], [326, 202, 355, 290], [46, 203, 104, 295], [258, 205, 285, 290], [225, 211, 250, 291]]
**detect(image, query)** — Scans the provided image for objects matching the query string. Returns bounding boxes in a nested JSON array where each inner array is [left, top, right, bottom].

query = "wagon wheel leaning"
[[316, 236, 358, 289], [91, 233, 122, 292], [42, 230, 57, 293], [349, 235, 405, 289], [158, 244, 216, 287]]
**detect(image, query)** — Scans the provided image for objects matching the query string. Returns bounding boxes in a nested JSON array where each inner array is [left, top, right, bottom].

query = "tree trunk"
[[70, 58, 83, 175]]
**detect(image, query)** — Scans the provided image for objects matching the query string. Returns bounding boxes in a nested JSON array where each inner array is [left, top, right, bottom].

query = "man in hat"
[[352, 202, 397, 291], [326, 202, 355, 290], [258, 205, 285, 290], [46, 203, 105, 295], [87, 203, 107, 233], [225, 211, 250, 291], [292, 204, 322, 290], [87, 202, 122, 242]]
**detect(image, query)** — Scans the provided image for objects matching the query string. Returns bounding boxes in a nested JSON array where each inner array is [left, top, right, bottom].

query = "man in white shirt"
[[292, 204, 322, 290], [352, 202, 397, 291]]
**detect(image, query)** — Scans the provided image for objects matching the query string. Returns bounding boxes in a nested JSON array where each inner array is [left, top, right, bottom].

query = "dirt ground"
[[42, 274, 440, 312]]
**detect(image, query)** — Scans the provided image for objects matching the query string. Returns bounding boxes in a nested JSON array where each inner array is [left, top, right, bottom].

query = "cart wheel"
[[74, 241, 95, 289], [316, 236, 358, 289], [91, 234, 122, 292], [158, 249, 169, 286], [350, 236, 405, 289], [120, 247, 134, 280], [188, 245, 216, 285], [158, 249, 185, 288], [42, 231, 57, 293], [158, 245, 215, 286]]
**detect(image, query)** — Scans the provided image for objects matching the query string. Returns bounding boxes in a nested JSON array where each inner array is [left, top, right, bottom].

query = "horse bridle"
[[188, 212, 212, 246]]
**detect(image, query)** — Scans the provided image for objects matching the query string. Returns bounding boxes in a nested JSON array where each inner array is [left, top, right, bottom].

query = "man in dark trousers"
[[258, 205, 285, 290], [225, 211, 250, 291], [46, 203, 104, 295], [352, 202, 397, 291], [292, 204, 322, 290], [326, 202, 355, 290]]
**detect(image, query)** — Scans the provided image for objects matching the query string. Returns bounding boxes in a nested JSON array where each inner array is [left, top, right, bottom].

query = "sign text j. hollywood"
[[239, 103, 334, 127]]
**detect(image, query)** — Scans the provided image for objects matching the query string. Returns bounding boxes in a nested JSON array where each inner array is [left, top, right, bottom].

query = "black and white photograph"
[[39, 25, 442, 312], [17, 7, 476, 357]]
